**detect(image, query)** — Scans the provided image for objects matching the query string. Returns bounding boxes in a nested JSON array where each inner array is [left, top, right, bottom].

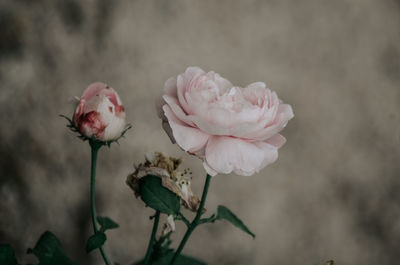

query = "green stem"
[[169, 174, 212, 265], [90, 141, 112, 265], [143, 211, 161, 265]]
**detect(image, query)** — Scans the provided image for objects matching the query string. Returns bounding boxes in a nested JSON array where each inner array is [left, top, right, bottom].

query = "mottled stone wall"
[[0, 1, 399, 264]]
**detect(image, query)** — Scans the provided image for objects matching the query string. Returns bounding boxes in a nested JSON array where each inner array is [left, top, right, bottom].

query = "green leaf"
[[139, 175, 180, 215], [0, 244, 19, 265], [86, 232, 107, 253], [97, 216, 119, 232], [27, 231, 79, 265], [216, 205, 255, 238], [133, 252, 206, 265]]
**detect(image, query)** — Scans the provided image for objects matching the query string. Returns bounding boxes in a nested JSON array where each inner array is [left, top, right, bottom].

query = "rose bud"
[[73, 82, 126, 141], [158, 67, 294, 177]]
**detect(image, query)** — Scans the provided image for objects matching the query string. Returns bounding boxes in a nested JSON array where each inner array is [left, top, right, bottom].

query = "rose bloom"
[[158, 67, 294, 176], [73, 82, 126, 141]]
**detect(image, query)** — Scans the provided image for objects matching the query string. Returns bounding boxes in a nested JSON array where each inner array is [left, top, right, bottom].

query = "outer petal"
[[265, 133, 286, 148], [93, 95, 126, 141], [202, 161, 218, 176], [163, 94, 195, 126], [177, 67, 205, 115], [163, 105, 210, 153], [73, 99, 85, 126], [164, 77, 178, 97], [253, 141, 279, 170], [81, 82, 123, 107], [81, 82, 105, 101], [204, 136, 277, 176], [250, 104, 294, 140]]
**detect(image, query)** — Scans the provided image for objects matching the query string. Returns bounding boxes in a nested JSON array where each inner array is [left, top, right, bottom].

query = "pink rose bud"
[[73, 82, 126, 141], [158, 67, 294, 177]]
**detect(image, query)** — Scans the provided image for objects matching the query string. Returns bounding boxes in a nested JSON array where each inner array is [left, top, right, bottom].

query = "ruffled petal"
[[265, 133, 286, 148], [204, 136, 276, 176], [163, 95, 195, 126], [163, 105, 210, 153], [250, 104, 294, 140]]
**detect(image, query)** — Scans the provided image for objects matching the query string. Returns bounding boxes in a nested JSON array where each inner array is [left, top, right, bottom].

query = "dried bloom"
[[73, 82, 126, 141], [157, 67, 294, 176], [126, 152, 201, 212], [161, 215, 176, 236]]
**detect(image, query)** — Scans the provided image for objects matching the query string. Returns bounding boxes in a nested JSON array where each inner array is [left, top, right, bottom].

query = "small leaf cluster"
[[86, 216, 120, 253], [134, 233, 205, 265], [0, 231, 79, 265], [138, 174, 255, 237], [135, 174, 255, 264]]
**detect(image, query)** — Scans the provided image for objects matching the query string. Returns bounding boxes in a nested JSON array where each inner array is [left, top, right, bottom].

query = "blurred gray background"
[[0, 0, 399, 264]]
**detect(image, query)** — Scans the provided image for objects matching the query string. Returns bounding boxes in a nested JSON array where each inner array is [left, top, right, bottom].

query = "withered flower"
[[126, 152, 201, 212]]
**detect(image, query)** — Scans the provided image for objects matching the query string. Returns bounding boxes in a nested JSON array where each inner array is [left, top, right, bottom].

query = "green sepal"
[[97, 216, 119, 233], [0, 244, 19, 265], [86, 232, 106, 253], [139, 175, 180, 215], [216, 205, 255, 238], [27, 231, 79, 265]]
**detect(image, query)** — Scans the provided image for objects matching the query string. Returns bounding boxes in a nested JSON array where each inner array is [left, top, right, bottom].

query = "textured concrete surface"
[[0, 1, 399, 264]]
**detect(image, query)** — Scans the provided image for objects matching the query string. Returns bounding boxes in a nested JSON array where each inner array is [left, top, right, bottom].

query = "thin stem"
[[199, 214, 217, 224], [169, 174, 212, 265], [176, 212, 190, 228], [143, 211, 161, 265], [90, 141, 112, 265]]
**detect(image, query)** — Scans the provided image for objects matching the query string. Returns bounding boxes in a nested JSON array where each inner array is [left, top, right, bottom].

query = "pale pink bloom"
[[158, 67, 294, 176], [73, 82, 126, 141]]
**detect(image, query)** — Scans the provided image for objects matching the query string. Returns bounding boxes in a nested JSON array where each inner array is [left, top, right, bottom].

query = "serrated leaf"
[[27, 231, 79, 265], [133, 252, 206, 265], [139, 175, 180, 215], [86, 232, 106, 253], [216, 205, 255, 238], [97, 216, 119, 232], [0, 244, 19, 265]]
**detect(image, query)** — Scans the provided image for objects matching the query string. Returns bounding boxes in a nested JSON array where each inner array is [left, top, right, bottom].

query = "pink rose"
[[158, 67, 294, 176], [73, 82, 126, 141]]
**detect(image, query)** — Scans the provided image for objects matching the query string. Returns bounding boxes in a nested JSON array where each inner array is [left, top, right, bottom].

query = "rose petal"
[[164, 77, 178, 97], [81, 82, 105, 101], [177, 67, 205, 115], [163, 95, 195, 126], [265, 133, 287, 148], [163, 105, 209, 153], [204, 136, 277, 176], [250, 104, 294, 140]]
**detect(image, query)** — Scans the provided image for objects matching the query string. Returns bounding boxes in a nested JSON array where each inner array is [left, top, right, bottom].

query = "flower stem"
[[90, 141, 112, 265], [143, 211, 161, 265], [169, 174, 212, 265]]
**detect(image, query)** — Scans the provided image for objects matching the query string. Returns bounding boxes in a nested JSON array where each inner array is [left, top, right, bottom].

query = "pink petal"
[[254, 141, 279, 170], [265, 133, 287, 148], [250, 103, 294, 140], [204, 136, 277, 176], [202, 161, 218, 177], [163, 95, 195, 126], [73, 99, 85, 126], [163, 105, 210, 153], [81, 82, 105, 101], [81, 82, 122, 107], [177, 67, 205, 115], [164, 77, 178, 97]]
